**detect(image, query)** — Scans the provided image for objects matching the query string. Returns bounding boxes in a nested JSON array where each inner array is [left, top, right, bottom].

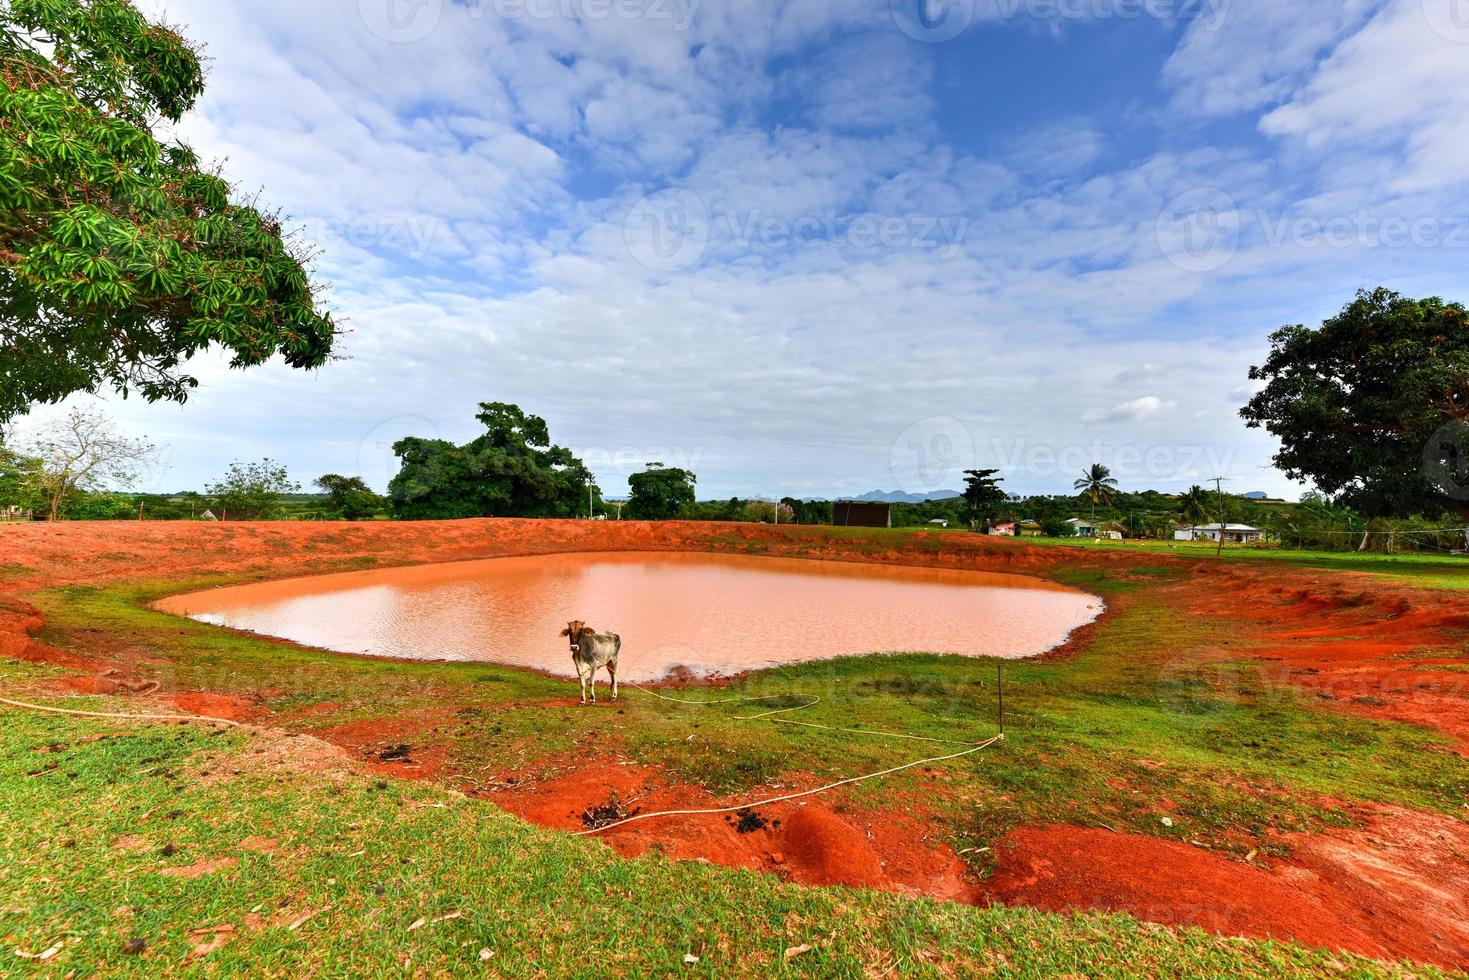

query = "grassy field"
[[4, 675, 1429, 978], [1016, 534, 1469, 590], [2, 523, 1467, 974]]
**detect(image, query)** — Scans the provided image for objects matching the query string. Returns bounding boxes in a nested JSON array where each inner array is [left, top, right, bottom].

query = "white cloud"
[[51, 0, 1450, 507], [1083, 396, 1177, 425], [1162, 0, 1377, 116]]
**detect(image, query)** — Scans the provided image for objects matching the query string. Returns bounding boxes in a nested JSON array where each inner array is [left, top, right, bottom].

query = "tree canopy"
[[315, 473, 380, 521], [0, 0, 336, 424], [1177, 485, 1214, 526], [1074, 463, 1119, 518], [626, 462, 696, 521], [206, 458, 298, 520], [18, 405, 155, 518], [389, 402, 596, 520], [961, 468, 1006, 529], [1242, 289, 1469, 516]]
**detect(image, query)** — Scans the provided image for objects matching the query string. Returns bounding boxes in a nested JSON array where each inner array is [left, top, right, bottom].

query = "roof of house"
[[1192, 523, 1263, 532]]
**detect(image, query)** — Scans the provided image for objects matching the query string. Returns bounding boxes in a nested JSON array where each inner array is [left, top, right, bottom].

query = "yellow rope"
[[0, 696, 242, 727], [576, 684, 1003, 835]]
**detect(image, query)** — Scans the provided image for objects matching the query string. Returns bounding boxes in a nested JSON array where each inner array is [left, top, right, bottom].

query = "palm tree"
[[1073, 463, 1119, 531], [1178, 485, 1213, 527]]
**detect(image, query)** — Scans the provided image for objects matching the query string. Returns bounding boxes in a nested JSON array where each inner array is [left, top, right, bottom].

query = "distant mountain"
[[1242, 491, 1268, 500], [839, 490, 961, 504]]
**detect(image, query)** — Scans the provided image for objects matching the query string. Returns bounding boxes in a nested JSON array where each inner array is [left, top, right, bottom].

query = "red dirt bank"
[[3, 520, 1468, 969]]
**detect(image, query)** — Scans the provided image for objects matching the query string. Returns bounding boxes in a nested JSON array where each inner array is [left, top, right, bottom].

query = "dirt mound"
[[779, 806, 885, 888], [490, 761, 978, 901], [171, 692, 262, 722], [980, 814, 1469, 970]]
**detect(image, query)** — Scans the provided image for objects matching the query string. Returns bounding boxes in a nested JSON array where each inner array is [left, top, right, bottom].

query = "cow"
[[560, 620, 621, 705]]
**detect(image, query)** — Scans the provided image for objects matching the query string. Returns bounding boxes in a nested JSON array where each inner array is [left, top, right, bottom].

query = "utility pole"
[[1212, 476, 1228, 557], [588, 484, 594, 520]]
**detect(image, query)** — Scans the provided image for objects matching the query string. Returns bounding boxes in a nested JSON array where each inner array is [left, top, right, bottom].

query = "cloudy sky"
[[21, 0, 1469, 499]]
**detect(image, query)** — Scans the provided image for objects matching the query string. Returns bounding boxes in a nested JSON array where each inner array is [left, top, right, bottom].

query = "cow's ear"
[[559, 627, 571, 637]]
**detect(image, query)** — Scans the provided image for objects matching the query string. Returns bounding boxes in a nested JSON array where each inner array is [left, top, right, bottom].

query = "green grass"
[[7, 544, 1469, 974], [29, 572, 1469, 862], [0, 704, 1444, 978], [1018, 535, 1469, 590]]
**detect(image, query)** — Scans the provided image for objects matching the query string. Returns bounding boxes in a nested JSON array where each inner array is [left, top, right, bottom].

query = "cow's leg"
[[607, 660, 618, 701], [588, 667, 597, 704], [577, 662, 589, 705]]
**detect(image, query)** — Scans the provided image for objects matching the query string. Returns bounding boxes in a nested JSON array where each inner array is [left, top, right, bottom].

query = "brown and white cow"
[[560, 620, 621, 705]]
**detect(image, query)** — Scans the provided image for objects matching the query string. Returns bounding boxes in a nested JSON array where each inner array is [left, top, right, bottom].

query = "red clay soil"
[[984, 808, 1469, 968], [1180, 565, 1469, 754], [4, 521, 1469, 968], [489, 760, 978, 903]]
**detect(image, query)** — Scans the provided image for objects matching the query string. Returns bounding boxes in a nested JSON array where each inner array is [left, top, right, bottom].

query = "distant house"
[[927, 518, 950, 528], [1017, 519, 1044, 538], [1181, 523, 1264, 544], [1, 505, 32, 522], [988, 521, 1017, 537], [199, 509, 219, 522], [1067, 518, 1124, 540], [832, 501, 892, 529]]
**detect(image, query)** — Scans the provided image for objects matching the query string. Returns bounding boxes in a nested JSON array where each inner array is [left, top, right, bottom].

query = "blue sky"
[[23, 0, 1469, 500]]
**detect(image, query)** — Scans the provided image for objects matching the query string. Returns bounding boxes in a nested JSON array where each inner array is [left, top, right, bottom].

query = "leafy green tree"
[[207, 458, 298, 520], [1040, 516, 1072, 538], [742, 499, 794, 524], [0, 443, 44, 513], [626, 462, 696, 521], [18, 405, 156, 519], [1073, 463, 1119, 526], [961, 468, 1006, 530], [1242, 289, 1469, 517], [1178, 485, 1213, 526], [315, 473, 381, 521], [389, 402, 596, 520], [0, 0, 336, 424]]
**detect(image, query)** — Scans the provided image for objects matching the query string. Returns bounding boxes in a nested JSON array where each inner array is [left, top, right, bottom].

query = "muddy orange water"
[[156, 552, 1101, 682]]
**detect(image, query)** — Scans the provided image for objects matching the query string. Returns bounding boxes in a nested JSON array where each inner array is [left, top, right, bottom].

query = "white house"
[[1068, 518, 1124, 540], [1182, 523, 1264, 544]]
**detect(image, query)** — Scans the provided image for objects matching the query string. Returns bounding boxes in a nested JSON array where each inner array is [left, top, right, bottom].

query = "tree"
[[626, 462, 696, 521], [18, 406, 156, 519], [389, 402, 596, 520], [742, 499, 794, 524], [961, 468, 1007, 530], [0, 442, 44, 512], [1178, 485, 1213, 526], [207, 458, 298, 520], [0, 0, 336, 425], [1073, 463, 1119, 525], [1241, 289, 1469, 517], [315, 474, 380, 521]]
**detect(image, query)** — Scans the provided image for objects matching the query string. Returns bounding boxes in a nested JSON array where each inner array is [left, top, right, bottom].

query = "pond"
[[155, 552, 1102, 682]]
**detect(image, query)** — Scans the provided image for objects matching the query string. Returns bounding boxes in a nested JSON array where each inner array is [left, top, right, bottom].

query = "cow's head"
[[560, 620, 592, 647]]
